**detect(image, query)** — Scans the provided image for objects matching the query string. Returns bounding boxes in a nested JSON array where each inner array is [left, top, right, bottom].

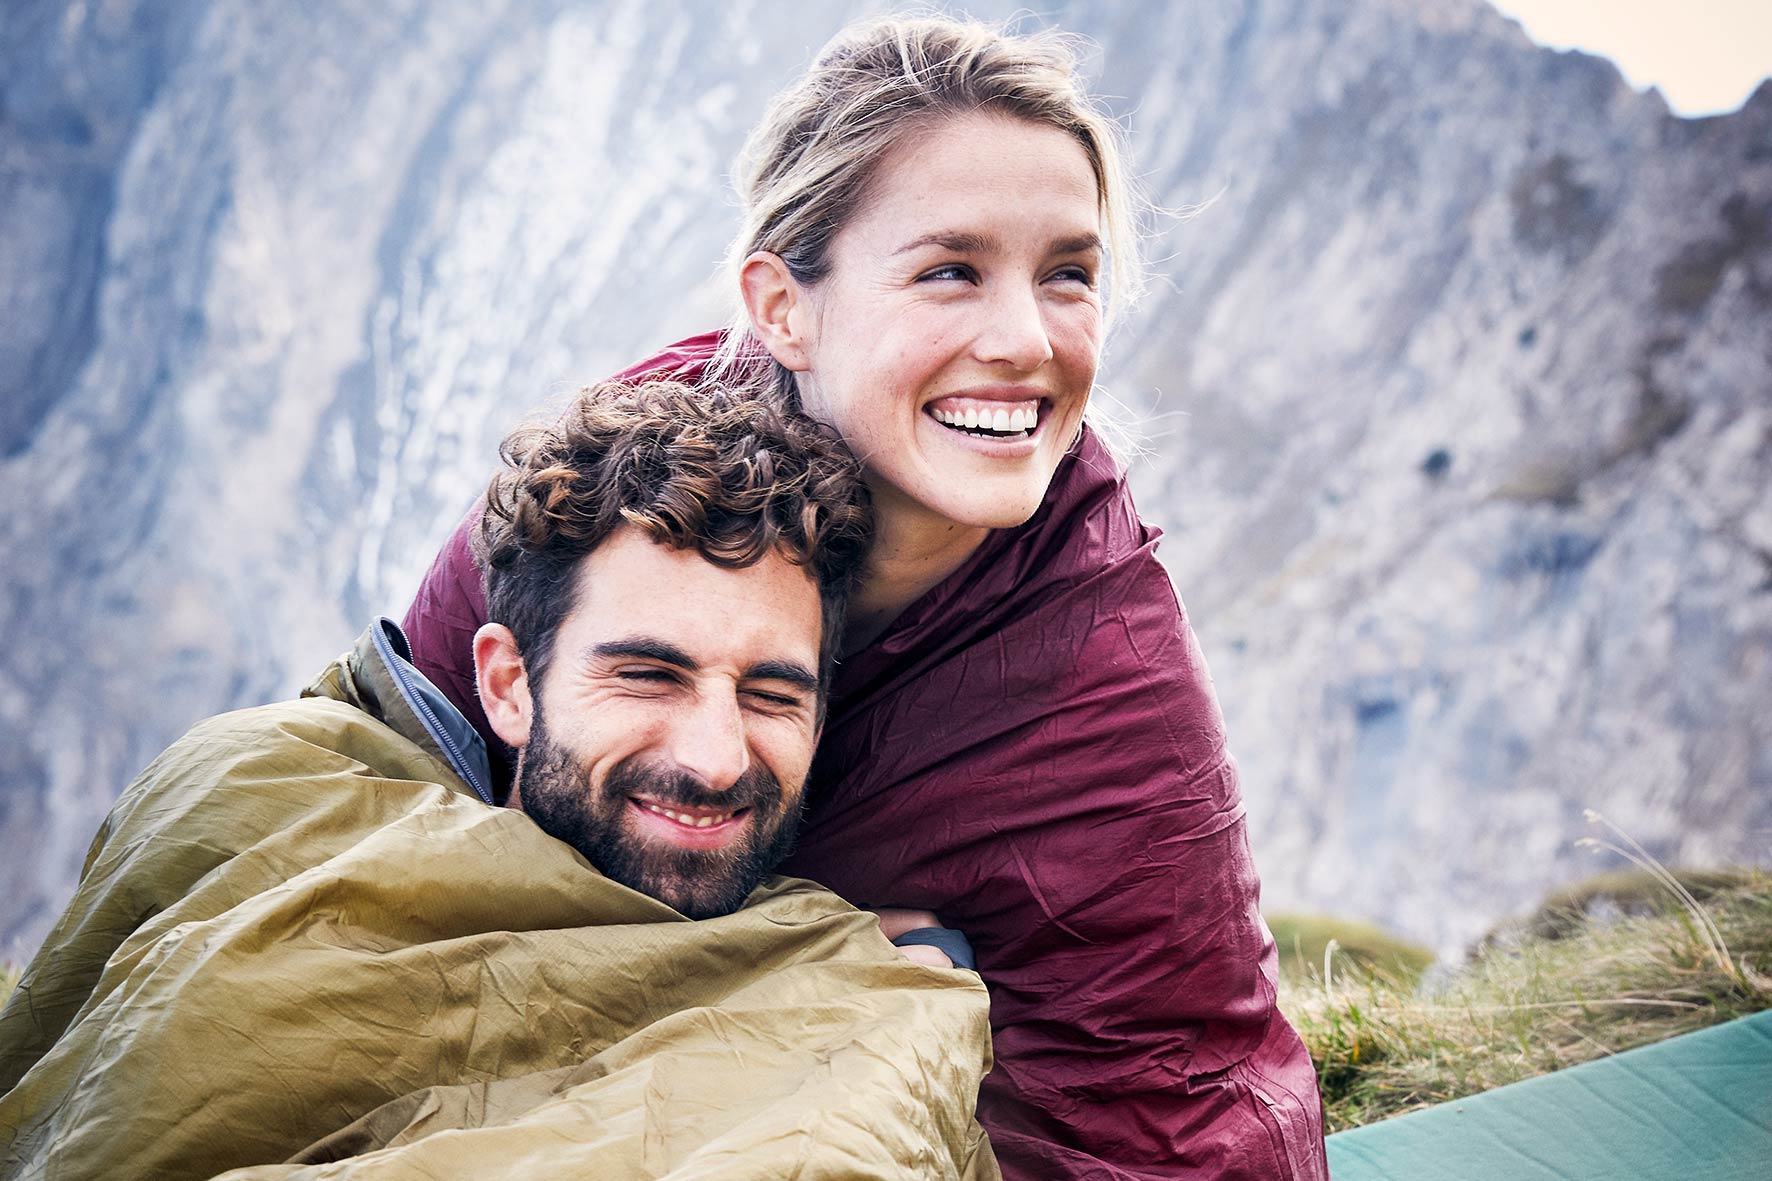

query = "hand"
[[865, 907, 955, 969], [896, 944, 956, 969]]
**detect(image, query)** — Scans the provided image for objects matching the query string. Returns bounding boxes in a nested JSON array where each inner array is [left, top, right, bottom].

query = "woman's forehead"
[[843, 113, 1102, 252]]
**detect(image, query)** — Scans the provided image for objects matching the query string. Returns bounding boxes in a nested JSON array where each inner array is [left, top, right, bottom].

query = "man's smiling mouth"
[[632, 798, 749, 829]]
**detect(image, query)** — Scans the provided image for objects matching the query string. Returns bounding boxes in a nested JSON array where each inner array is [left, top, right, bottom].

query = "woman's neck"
[[842, 486, 989, 656]]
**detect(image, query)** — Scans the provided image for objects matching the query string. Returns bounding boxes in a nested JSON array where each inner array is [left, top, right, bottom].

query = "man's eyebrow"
[[587, 641, 816, 694], [588, 638, 699, 671], [744, 660, 820, 694]]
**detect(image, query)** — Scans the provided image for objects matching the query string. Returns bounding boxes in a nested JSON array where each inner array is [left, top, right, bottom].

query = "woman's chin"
[[919, 480, 1051, 532], [879, 417, 1074, 532]]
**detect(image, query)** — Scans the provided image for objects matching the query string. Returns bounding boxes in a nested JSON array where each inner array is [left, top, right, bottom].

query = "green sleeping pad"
[[1325, 1009, 1772, 1180]]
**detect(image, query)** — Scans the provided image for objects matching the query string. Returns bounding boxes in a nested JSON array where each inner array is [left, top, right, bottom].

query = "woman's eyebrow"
[[744, 660, 820, 693], [894, 230, 998, 255], [893, 230, 1102, 256], [1052, 232, 1103, 255]]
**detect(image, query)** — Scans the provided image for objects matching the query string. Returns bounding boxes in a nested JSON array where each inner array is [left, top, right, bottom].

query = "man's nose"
[[973, 283, 1055, 371], [666, 690, 751, 792]]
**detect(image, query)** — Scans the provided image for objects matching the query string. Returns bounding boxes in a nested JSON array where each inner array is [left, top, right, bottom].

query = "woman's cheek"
[[1058, 298, 1103, 346], [1060, 325, 1104, 383]]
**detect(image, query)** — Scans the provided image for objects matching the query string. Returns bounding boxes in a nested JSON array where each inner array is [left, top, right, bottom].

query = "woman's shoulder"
[[853, 425, 1173, 671]]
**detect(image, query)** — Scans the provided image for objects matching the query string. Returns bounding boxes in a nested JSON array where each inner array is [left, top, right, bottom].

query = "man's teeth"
[[931, 406, 1037, 434], [641, 801, 736, 828]]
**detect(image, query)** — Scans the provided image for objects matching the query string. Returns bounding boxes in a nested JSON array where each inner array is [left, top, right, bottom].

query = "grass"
[[1268, 913, 1435, 985], [1279, 863, 1772, 1133], [1506, 867, 1753, 941]]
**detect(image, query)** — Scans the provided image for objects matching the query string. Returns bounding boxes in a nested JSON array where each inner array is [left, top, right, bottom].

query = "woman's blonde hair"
[[712, 13, 1147, 401]]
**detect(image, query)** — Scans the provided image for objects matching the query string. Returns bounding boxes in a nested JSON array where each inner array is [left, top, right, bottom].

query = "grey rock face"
[[1101, 0, 1772, 953], [1, 0, 1766, 960]]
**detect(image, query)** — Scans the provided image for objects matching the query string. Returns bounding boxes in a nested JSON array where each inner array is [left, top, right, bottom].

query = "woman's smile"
[[925, 390, 1048, 443]]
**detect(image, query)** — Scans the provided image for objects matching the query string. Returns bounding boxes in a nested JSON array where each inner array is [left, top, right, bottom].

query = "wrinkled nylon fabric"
[[401, 333, 1329, 1179], [0, 628, 997, 1181]]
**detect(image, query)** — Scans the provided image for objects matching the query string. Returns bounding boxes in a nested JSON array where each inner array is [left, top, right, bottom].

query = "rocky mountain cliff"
[[3, 0, 1767, 960]]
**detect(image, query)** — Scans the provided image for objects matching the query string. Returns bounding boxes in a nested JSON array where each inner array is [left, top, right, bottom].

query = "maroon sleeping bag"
[[402, 333, 1328, 1180]]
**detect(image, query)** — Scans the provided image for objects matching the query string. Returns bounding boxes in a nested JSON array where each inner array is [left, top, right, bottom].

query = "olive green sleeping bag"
[[0, 628, 997, 1180]]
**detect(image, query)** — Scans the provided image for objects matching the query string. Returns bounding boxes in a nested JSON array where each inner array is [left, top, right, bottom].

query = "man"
[[0, 382, 996, 1180]]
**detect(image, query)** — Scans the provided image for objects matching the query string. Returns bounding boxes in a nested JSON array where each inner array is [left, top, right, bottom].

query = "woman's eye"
[[919, 263, 976, 283], [1048, 265, 1096, 286]]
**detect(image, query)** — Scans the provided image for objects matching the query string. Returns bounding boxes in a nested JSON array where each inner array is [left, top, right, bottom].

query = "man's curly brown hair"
[[476, 379, 873, 699]]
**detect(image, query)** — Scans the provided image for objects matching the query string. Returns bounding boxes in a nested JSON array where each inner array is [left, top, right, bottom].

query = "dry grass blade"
[[1578, 808, 1736, 980]]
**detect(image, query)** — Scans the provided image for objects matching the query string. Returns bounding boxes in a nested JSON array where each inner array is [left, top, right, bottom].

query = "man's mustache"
[[603, 759, 784, 814]]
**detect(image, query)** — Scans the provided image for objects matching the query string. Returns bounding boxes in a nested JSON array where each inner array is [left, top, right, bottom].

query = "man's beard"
[[515, 706, 804, 919]]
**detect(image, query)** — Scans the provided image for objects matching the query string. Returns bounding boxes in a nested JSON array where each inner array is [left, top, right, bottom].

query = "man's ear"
[[474, 623, 533, 749], [739, 250, 814, 372]]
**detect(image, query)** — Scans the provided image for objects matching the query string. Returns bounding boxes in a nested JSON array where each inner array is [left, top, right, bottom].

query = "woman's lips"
[[925, 395, 1046, 439]]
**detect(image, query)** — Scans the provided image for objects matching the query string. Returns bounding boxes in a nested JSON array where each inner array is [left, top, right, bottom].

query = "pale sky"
[[1487, 0, 1772, 115]]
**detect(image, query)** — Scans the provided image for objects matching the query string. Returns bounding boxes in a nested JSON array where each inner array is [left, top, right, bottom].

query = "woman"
[[405, 16, 1327, 1181]]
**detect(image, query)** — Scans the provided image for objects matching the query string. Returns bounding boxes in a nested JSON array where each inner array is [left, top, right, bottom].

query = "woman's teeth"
[[930, 405, 1037, 438], [640, 801, 737, 828]]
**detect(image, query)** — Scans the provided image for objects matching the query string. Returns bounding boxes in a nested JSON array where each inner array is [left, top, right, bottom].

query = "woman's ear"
[[474, 623, 533, 749], [739, 251, 813, 372]]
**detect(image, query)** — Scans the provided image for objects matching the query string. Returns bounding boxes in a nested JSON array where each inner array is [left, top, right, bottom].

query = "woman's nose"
[[665, 690, 751, 792], [973, 284, 1055, 371]]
